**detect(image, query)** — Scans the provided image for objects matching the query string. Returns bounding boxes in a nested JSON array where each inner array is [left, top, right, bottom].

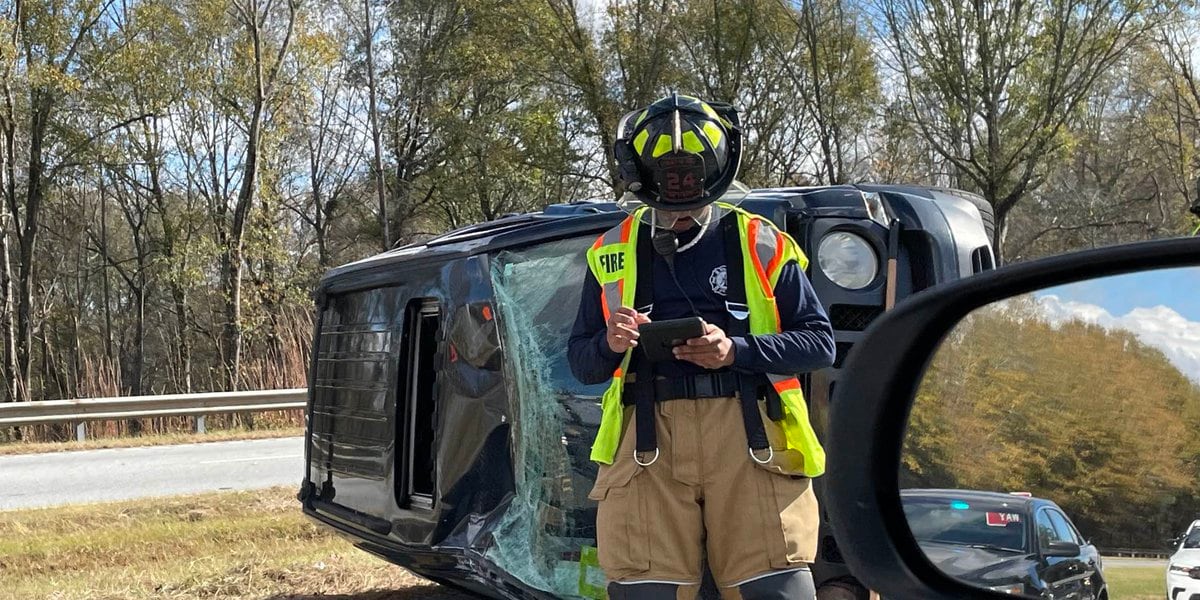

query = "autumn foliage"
[[903, 298, 1200, 550]]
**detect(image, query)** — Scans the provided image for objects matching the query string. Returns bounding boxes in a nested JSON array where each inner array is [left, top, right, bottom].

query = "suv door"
[[1036, 508, 1085, 599], [1048, 509, 1102, 599]]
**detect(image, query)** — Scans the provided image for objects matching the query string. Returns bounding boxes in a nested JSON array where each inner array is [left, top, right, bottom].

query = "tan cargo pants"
[[588, 395, 819, 597]]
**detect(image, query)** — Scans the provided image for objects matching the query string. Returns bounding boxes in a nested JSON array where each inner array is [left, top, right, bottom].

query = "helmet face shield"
[[618, 180, 751, 229]]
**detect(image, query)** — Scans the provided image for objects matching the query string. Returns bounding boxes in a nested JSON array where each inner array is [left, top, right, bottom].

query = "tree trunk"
[[994, 202, 1010, 264], [221, 241, 244, 392], [0, 0, 18, 406], [133, 277, 145, 396], [363, 0, 390, 252], [16, 97, 51, 402], [172, 286, 192, 393], [223, 95, 256, 411], [221, 0, 293, 404], [99, 180, 114, 362], [123, 280, 146, 436], [0, 145, 15, 405], [145, 116, 193, 394]]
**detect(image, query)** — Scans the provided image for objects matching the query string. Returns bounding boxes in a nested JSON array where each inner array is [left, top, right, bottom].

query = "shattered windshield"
[[487, 234, 610, 599]]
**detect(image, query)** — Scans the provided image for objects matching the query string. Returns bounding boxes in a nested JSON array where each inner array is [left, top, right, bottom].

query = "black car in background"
[[901, 489, 1107, 599]]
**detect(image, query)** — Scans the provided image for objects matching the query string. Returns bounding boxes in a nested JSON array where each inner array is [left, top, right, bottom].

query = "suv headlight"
[[1170, 563, 1200, 579], [818, 231, 879, 290]]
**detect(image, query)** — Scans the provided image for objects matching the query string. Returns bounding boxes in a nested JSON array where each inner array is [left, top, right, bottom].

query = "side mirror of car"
[[1044, 540, 1082, 558], [824, 236, 1200, 600]]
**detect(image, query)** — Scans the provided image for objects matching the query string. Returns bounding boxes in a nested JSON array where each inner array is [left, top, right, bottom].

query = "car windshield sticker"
[[950, 500, 970, 510], [986, 512, 1021, 526]]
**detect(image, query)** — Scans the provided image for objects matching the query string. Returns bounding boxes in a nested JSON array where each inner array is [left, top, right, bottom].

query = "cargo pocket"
[[588, 410, 650, 575], [756, 471, 819, 568], [592, 468, 650, 574], [588, 407, 641, 500]]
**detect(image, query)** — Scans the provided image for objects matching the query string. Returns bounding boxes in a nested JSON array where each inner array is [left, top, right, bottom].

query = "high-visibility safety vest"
[[584, 203, 827, 477]]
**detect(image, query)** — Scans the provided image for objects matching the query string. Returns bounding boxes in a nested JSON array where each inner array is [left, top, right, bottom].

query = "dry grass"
[[0, 487, 474, 600], [0, 427, 304, 456]]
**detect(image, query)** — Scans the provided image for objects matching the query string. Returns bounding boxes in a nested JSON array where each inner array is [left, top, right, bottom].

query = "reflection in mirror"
[[902, 266, 1200, 599]]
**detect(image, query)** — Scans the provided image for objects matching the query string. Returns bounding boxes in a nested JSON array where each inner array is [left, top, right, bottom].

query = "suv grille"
[[830, 304, 884, 332]]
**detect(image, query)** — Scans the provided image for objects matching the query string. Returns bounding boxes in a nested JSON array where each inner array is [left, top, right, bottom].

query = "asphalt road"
[[0, 436, 305, 510]]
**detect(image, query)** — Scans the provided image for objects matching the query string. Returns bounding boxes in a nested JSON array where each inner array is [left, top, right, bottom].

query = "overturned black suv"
[[299, 184, 995, 599]]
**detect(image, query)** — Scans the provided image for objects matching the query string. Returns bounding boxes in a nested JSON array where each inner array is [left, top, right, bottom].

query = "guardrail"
[[1102, 547, 1172, 559], [0, 388, 308, 441]]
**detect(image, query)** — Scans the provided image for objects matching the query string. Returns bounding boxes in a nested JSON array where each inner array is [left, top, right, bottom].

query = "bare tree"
[[877, 0, 1162, 260], [219, 0, 297, 391], [361, 0, 389, 250]]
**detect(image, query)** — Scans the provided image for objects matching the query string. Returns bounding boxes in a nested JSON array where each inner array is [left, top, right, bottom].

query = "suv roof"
[[902, 488, 1043, 510]]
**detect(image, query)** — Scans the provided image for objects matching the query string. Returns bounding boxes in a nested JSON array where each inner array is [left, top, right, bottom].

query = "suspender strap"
[[632, 224, 658, 464], [633, 358, 657, 460], [634, 223, 654, 314], [739, 375, 770, 452], [721, 215, 749, 336], [721, 215, 772, 451]]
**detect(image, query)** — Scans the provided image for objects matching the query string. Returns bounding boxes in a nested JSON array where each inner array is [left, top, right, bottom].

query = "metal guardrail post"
[[196, 415, 206, 434], [76, 422, 86, 442]]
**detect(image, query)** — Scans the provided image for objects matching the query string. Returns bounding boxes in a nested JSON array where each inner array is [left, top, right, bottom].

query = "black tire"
[[816, 580, 870, 600]]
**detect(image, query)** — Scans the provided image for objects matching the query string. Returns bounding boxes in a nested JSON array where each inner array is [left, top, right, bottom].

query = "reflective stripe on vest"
[[584, 204, 826, 477]]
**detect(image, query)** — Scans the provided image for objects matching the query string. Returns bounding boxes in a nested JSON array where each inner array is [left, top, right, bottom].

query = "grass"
[[0, 487, 472, 600], [1104, 564, 1164, 600], [0, 427, 304, 457]]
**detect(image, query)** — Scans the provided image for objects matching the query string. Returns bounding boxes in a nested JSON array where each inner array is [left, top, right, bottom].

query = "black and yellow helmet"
[[614, 93, 742, 212]]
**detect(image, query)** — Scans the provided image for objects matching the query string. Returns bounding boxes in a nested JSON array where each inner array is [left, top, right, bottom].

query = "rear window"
[[903, 496, 1028, 552]]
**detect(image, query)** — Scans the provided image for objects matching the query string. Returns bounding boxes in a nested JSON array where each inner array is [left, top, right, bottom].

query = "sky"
[[1033, 267, 1200, 384]]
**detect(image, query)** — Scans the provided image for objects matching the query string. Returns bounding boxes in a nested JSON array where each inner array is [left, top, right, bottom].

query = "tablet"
[[637, 317, 705, 362]]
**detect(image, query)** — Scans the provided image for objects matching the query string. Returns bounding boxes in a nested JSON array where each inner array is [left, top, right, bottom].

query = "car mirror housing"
[[1044, 541, 1081, 558], [824, 236, 1200, 600]]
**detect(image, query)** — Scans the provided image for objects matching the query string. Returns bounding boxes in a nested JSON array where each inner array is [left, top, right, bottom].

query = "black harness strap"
[[721, 214, 749, 334], [632, 225, 657, 460], [721, 216, 773, 454]]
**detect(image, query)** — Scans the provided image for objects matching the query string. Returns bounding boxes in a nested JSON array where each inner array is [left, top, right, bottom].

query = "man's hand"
[[674, 321, 735, 369], [606, 307, 651, 354]]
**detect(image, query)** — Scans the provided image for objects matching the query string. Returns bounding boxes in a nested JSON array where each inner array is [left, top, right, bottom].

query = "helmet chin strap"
[[652, 209, 710, 253]]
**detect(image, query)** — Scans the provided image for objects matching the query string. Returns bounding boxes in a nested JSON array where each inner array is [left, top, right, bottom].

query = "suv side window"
[[1047, 510, 1082, 545], [1036, 509, 1067, 547]]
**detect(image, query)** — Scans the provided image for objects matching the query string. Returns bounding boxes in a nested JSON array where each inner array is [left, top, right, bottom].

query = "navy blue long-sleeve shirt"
[[568, 219, 836, 385]]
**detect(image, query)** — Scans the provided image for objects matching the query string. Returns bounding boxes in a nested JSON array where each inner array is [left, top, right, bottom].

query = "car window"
[[1046, 510, 1081, 545], [1183, 529, 1200, 549], [903, 498, 1027, 552], [1035, 509, 1067, 547]]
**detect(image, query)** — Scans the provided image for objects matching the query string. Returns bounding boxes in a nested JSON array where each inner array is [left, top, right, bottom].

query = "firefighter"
[[568, 93, 836, 599]]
